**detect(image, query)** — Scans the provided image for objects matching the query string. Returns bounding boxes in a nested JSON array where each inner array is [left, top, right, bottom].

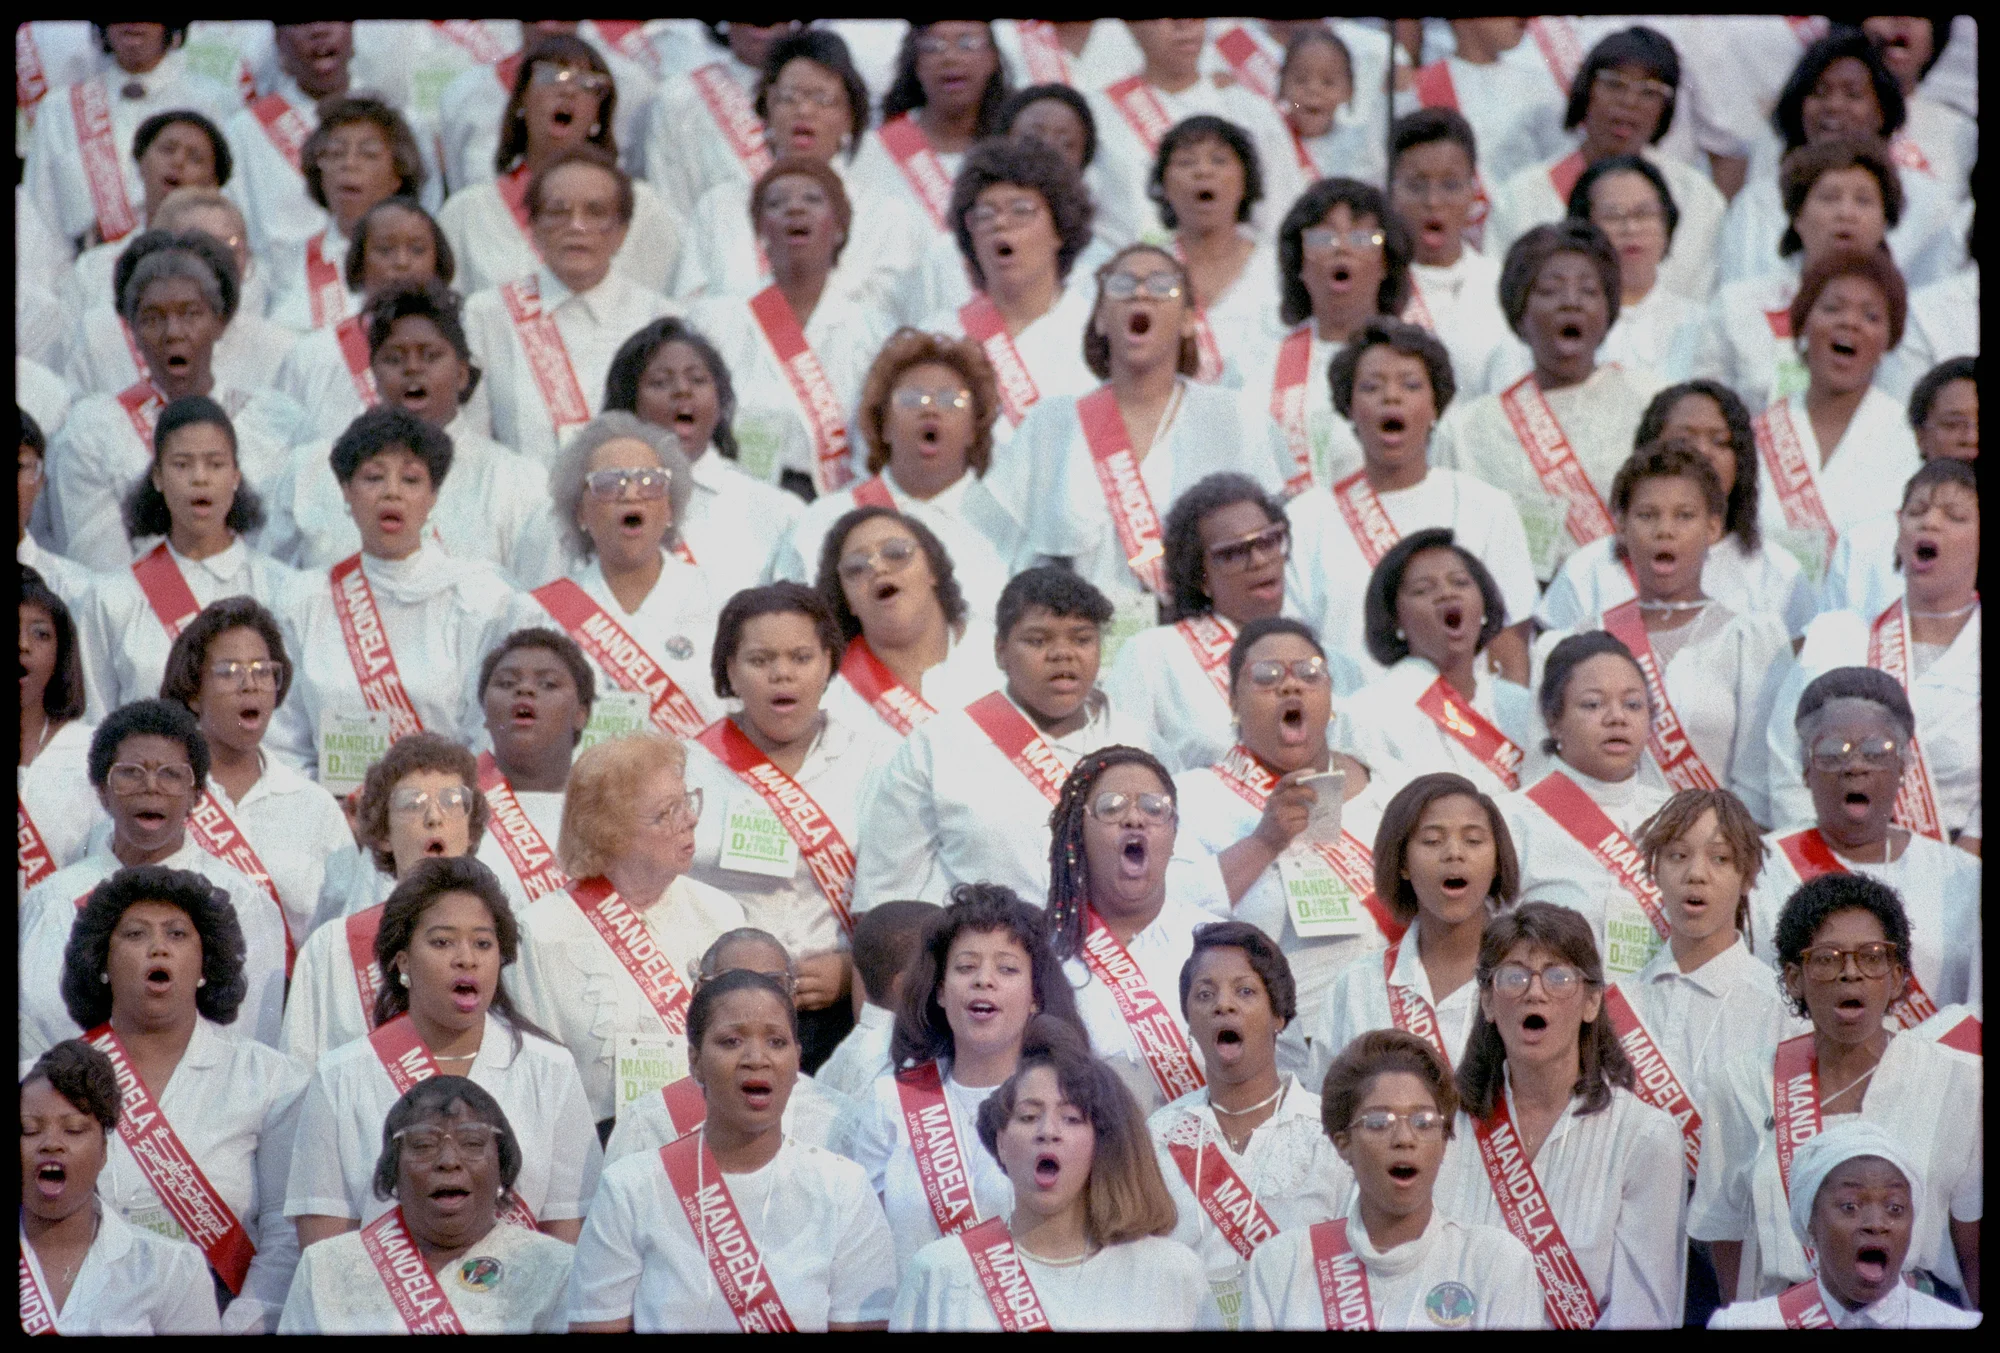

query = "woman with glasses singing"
[[285, 856, 601, 1251], [851, 22, 1010, 236], [1245, 1029, 1541, 1330], [1168, 619, 1394, 1013], [515, 731, 746, 1140], [1691, 873, 1981, 1309], [1429, 902, 1686, 1328], [281, 1078, 575, 1333]]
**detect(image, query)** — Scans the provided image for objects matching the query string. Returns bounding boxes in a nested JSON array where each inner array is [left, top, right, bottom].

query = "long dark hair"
[[121, 395, 264, 542], [881, 22, 1010, 137], [495, 33, 618, 174], [1044, 746, 1177, 960], [891, 883, 1086, 1070], [602, 316, 741, 462], [813, 506, 967, 646], [1634, 380, 1760, 552], [371, 857, 551, 1054], [19, 569, 86, 725]]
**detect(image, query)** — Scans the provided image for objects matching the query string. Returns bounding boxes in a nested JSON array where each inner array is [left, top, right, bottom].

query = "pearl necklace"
[[1014, 1242, 1097, 1268], [1908, 599, 1978, 619], [1637, 597, 1708, 612]]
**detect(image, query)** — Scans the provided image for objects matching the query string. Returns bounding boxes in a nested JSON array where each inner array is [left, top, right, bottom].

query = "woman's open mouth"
[[992, 239, 1016, 260], [1439, 601, 1467, 634], [1600, 734, 1633, 755], [399, 381, 430, 406], [1854, 1246, 1891, 1283], [1126, 311, 1152, 337], [1119, 832, 1150, 878], [550, 107, 575, 128], [1649, 548, 1678, 576], [1377, 414, 1407, 444], [1841, 788, 1873, 818], [1909, 537, 1940, 568], [1277, 699, 1307, 746], [872, 579, 902, 603], [1329, 264, 1353, 285], [35, 1161, 66, 1201], [163, 351, 191, 371], [1829, 338, 1857, 358], [1033, 1153, 1061, 1187], [450, 977, 481, 1014], [1195, 187, 1216, 203], [1211, 1025, 1244, 1063], [1439, 873, 1470, 899], [1521, 1013, 1548, 1032], [1678, 891, 1709, 916], [428, 1183, 472, 1214], [965, 998, 999, 1023], [1387, 1162, 1420, 1182], [236, 701, 265, 730], [620, 509, 647, 532], [377, 509, 406, 533], [1045, 668, 1080, 692], [133, 808, 169, 829], [188, 493, 215, 513], [1557, 321, 1585, 342], [511, 699, 537, 726], [424, 835, 450, 856], [740, 1078, 774, 1110], [144, 965, 173, 996]]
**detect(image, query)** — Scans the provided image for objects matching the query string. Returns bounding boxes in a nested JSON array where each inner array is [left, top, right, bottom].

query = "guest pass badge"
[[1276, 847, 1369, 940], [1772, 526, 1830, 585], [1516, 494, 1571, 579], [129, 1203, 185, 1242], [718, 792, 798, 878], [577, 689, 647, 754], [617, 1028, 687, 1112], [319, 709, 392, 796], [1602, 896, 1665, 979], [1210, 1274, 1246, 1331]]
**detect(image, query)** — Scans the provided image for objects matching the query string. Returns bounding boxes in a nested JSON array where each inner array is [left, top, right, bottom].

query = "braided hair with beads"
[[1044, 744, 1178, 961]]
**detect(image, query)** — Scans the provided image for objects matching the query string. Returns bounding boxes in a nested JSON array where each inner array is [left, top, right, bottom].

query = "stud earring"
[[197, 977, 206, 988], [589, 122, 601, 136], [399, 970, 411, 988], [100, 973, 110, 985]]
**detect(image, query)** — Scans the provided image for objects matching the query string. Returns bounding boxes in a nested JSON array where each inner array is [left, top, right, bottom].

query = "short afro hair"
[[132, 108, 232, 187], [363, 282, 479, 405], [329, 405, 454, 490], [62, 866, 248, 1030], [950, 136, 1094, 289], [356, 733, 489, 875], [1363, 528, 1506, 668], [995, 565, 1113, 642], [1149, 115, 1263, 230], [1908, 355, 1976, 431], [476, 627, 596, 722], [1773, 872, 1913, 1018], [88, 699, 209, 790]]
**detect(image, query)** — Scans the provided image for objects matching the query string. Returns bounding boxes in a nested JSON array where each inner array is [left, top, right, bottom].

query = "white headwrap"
[[1787, 1118, 1925, 1258]]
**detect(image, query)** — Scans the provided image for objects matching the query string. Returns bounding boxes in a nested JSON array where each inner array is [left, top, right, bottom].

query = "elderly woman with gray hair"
[[45, 229, 307, 570], [524, 411, 724, 740]]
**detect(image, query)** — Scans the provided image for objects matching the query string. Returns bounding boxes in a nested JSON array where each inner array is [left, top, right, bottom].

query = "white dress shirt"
[[278, 1217, 575, 1334], [1753, 388, 1923, 567], [639, 51, 762, 224], [1307, 927, 1490, 1093], [1105, 615, 1253, 773], [278, 892, 388, 1071], [199, 758, 354, 948], [905, 247, 1112, 400], [1876, 266, 1978, 403], [1539, 531, 1818, 641], [1501, 768, 1673, 978], [819, 621, 1002, 750], [602, 1072, 851, 1165], [1340, 657, 1537, 802], [1062, 895, 1215, 1116], [270, 319, 376, 442], [262, 223, 363, 334], [18, 720, 105, 885], [438, 176, 686, 298], [1233, 324, 1366, 493], [18, 1207, 220, 1335], [469, 783, 564, 918], [1405, 248, 1513, 402], [893, 1231, 1214, 1331], [1600, 283, 1702, 384], [809, 1001, 894, 1104], [16, 356, 73, 446], [676, 450, 806, 600], [221, 74, 330, 265]]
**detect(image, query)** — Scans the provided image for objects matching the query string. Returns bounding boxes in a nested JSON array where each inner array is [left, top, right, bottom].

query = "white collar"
[[164, 534, 248, 580], [1637, 933, 1755, 994], [1817, 1273, 1910, 1328], [1550, 763, 1641, 809], [1342, 1198, 1444, 1277]]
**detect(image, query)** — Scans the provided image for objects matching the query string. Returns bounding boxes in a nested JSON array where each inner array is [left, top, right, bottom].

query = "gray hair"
[[152, 187, 244, 238], [119, 248, 227, 325], [549, 411, 693, 562], [697, 927, 796, 982]]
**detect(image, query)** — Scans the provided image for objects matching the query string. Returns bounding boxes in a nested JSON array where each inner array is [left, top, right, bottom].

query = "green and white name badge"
[[319, 710, 392, 797], [1516, 494, 1571, 581], [1210, 1272, 1245, 1331], [129, 1203, 185, 1242], [617, 1030, 687, 1113], [1602, 898, 1665, 979], [1772, 525, 1830, 586], [732, 412, 787, 484], [1276, 847, 1369, 940], [1100, 593, 1157, 671], [718, 794, 798, 878], [577, 690, 648, 755]]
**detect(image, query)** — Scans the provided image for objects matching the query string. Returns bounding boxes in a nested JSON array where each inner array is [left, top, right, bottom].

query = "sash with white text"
[[73, 82, 138, 243], [962, 691, 1068, 804], [1104, 75, 1171, 153], [1014, 21, 1073, 86], [1214, 26, 1279, 98], [19, 1246, 57, 1335], [249, 92, 310, 173], [1381, 941, 1449, 1064], [117, 380, 165, 446], [329, 554, 425, 739], [335, 314, 382, 405], [130, 542, 202, 639], [1270, 324, 1315, 495], [1077, 385, 1170, 595], [368, 1016, 540, 1230], [1161, 1112, 1280, 1259], [347, 904, 385, 1031], [1306, 1218, 1377, 1330], [500, 276, 593, 437], [1600, 985, 1703, 1176], [1771, 1032, 1821, 1199], [1079, 909, 1206, 1101], [533, 578, 708, 737], [18, 796, 55, 889], [959, 1215, 1053, 1331], [689, 63, 773, 179], [1472, 1096, 1601, 1329], [894, 1060, 980, 1238], [1498, 375, 1614, 547], [187, 787, 296, 976], [304, 231, 347, 329], [358, 1206, 467, 1334], [476, 753, 568, 901], [567, 875, 692, 1034], [1776, 1278, 1835, 1329], [1413, 677, 1524, 790], [1525, 772, 1669, 938], [432, 19, 508, 64], [877, 113, 954, 231], [747, 284, 855, 493], [1753, 401, 1836, 562], [695, 719, 857, 935], [1330, 470, 1401, 568], [840, 636, 936, 737], [1866, 598, 1947, 841], [959, 293, 1041, 426], [1601, 599, 1723, 792], [659, 1131, 798, 1332], [1775, 830, 1940, 1029], [1175, 613, 1236, 706]]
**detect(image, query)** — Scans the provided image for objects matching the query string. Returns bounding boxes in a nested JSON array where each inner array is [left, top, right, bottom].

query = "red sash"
[[1172, 243, 1226, 383], [1887, 133, 1933, 178], [18, 796, 56, 889], [1270, 323, 1316, 495], [329, 554, 424, 739], [654, 1074, 710, 1142], [1402, 278, 1437, 333], [1382, 941, 1449, 1064], [1936, 1014, 1980, 1056], [1288, 125, 1317, 176], [1473, 1096, 1602, 1329], [1077, 385, 1170, 595], [495, 164, 532, 238], [1601, 985, 1703, 1176], [130, 542, 201, 639], [1753, 400, 1835, 553], [72, 81, 138, 243], [1785, 16, 1831, 46], [1078, 909, 1206, 1101], [850, 476, 895, 511], [475, 754, 567, 902], [1774, 830, 1940, 1029], [532, 578, 709, 738], [117, 379, 166, 446], [1214, 26, 1279, 99], [249, 92, 310, 173], [566, 876, 692, 1034], [958, 1215, 1053, 1330], [1306, 1218, 1377, 1330], [747, 284, 855, 493], [839, 636, 936, 736], [1015, 21, 1073, 86], [894, 1060, 980, 1237], [1547, 150, 1588, 203], [1526, 771, 1669, 937], [694, 719, 858, 935], [1414, 676, 1524, 790], [1765, 308, 1792, 340], [367, 1016, 539, 1229], [1771, 1033, 1821, 1198], [1330, 469, 1401, 567], [18, 1245, 57, 1334], [1600, 599, 1722, 792], [187, 787, 296, 976], [1105, 75, 1172, 152], [660, 1132, 797, 1332], [17, 26, 49, 115], [877, 113, 954, 231], [1499, 375, 1614, 548], [1161, 1113, 1280, 1258], [1209, 745, 1405, 942], [689, 62, 772, 179], [963, 690, 1069, 804], [433, 19, 509, 65], [1174, 613, 1235, 705], [1776, 1278, 1836, 1329], [591, 20, 662, 78], [1525, 17, 1583, 90], [85, 1024, 255, 1293], [1865, 599, 1947, 841], [334, 314, 382, 405], [347, 905, 385, 1031], [959, 293, 1041, 426], [304, 231, 347, 329], [358, 1206, 467, 1334], [500, 276, 593, 436], [1412, 60, 1458, 110]]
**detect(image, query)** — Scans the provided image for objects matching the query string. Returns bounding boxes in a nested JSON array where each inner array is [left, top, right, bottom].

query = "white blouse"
[[262, 226, 362, 335], [1340, 657, 1537, 802], [283, 1010, 602, 1226], [1404, 248, 1513, 403], [471, 784, 565, 918], [437, 175, 686, 299], [1752, 388, 1923, 570], [15, 533, 96, 620], [19, 1207, 220, 1335], [1235, 323, 1366, 492], [1104, 615, 1255, 774], [1709, 1277, 1982, 1330], [279, 1217, 575, 1334], [906, 257, 1109, 423], [1600, 284, 1702, 385], [1691, 265, 1805, 413], [514, 874, 747, 1123], [269, 319, 376, 446], [677, 450, 806, 600], [220, 76, 331, 265], [810, 1003, 894, 1105], [1388, 50, 1571, 185], [200, 758, 355, 949], [1308, 928, 1489, 1093], [18, 719, 105, 885], [1173, 237, 1280, 391], [1539, 532, 1818, 641], [603, 1073, 851, 1164], [565, 1138, 897, 1332], [893, 1230, 1214, 1331], [820, 621, 1002, 748], [1877, 266, 1978, 404], [1500, 769, 1673, 979], [1061, 895, 1215, 1117], [278, 896, 388, 1072], [639, 53, 762, 224]]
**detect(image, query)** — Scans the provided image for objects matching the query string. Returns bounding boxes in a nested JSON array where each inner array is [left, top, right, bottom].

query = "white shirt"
[[1235, 323, 1366, 492], [62, 293, 300, 403], [221, 76, 329, 266], [1340, 657, 1537, 802], [514, 874, 746, 1122], [565, 1137, 896, 1332], [15, 534, 97, 625], [198, 759, 354, 949], [1433, 1082, 1687, 1328], [1716, 157, 1963, 295], [1600, 284, 1702, 385], [278, 894, 387, 1072], [438, 176, 686, 299], [1245, 1204, 1545, 1330], [1286, 467, 1540, 685], [44, 384, 309, 572], [990, 18, 1146, 94], [279, 1217, 575, 1334], [1709, 1274, 1983, 1329], [77, 536, 304, 715], [1308, 926, 1490, 1094], [1692, 266, 1808, 413], [462, 266, 677, 467], [1167, 237, 1279, 391], [89, 1016, 309, 1332], [639, 52, 762, 225], [1431, 363, 1661, 580], [1818, 509, 1901, 621], [1061, 895, 1214, 1116], [853, 688, 1149, 908], [18, 720, 105, 886], [677, 450, 805, 600], [1540, 531, 1818, 641], [810, 1002, 894, 1104], [1501, 768, 1673, 979], [263, 417, 566, 589], [841, 120, 967, 241], [267, 544, 522, 776], [16, 356, 73, 447], [1763, 601, 1980, 837], [284, 1010, 602, 1225], [820, 621, 1002, 749], [1292, 116, 1387, 192], [603, 1072, 851, 1165], [1689, 1031, 1982, 1296], [1877, 266, 1978, 404], [904, 249, 1111, 403], [893, 1230, 1214, 1331], [261, 224, 363, 335], [1405, 249, 1513, 402], [1104, 615, 1252, 774], [1753, 387, 1923, 559], [19, 1207, 220, 1335], [18, 839, 291, 1057], [470, 784, 566, 919]]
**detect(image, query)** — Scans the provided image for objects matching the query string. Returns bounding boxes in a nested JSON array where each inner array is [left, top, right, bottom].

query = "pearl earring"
[[100, 973, 110, 985], [589, 122, 601, 137], [399, 971, 410, 988]]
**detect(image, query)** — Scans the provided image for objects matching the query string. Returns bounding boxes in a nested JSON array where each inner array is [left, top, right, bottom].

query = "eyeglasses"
[[1347, 1108, 1447, 1136], [585, 466, 671, 500], [1303, 226, 1384, 252], [1796, 942, 1898, 982], [394, 1124, 500, 1161], [1807, 735, 1901, 771], [1087, 790, 1176, 824], [1924, 413, 1975, 437], [1490, 962, 1584, 997], [838, 536, 920, 578], [891, 386, 971, 412], [314, 138, 390, 168], [388, 785, 474, 819], [535, 200, 620, 231], [207, 659, 286, 689], [769, 85, 843, 110], [106, 762, 197, 796], [530, 62, 611, 95], [1593, 69, 1672, 103], [917, 31, 993, 55], [133, 303, 213, 334], [1243, 656, 1329, 688], [1595, 202, 1664, 227], [646, 790, 703, 829], [1206, 523, 1289, 569], [966, 198, 1043, 230], [1391, 175, 1473, 202], [1101, 271, 1183, 301]]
